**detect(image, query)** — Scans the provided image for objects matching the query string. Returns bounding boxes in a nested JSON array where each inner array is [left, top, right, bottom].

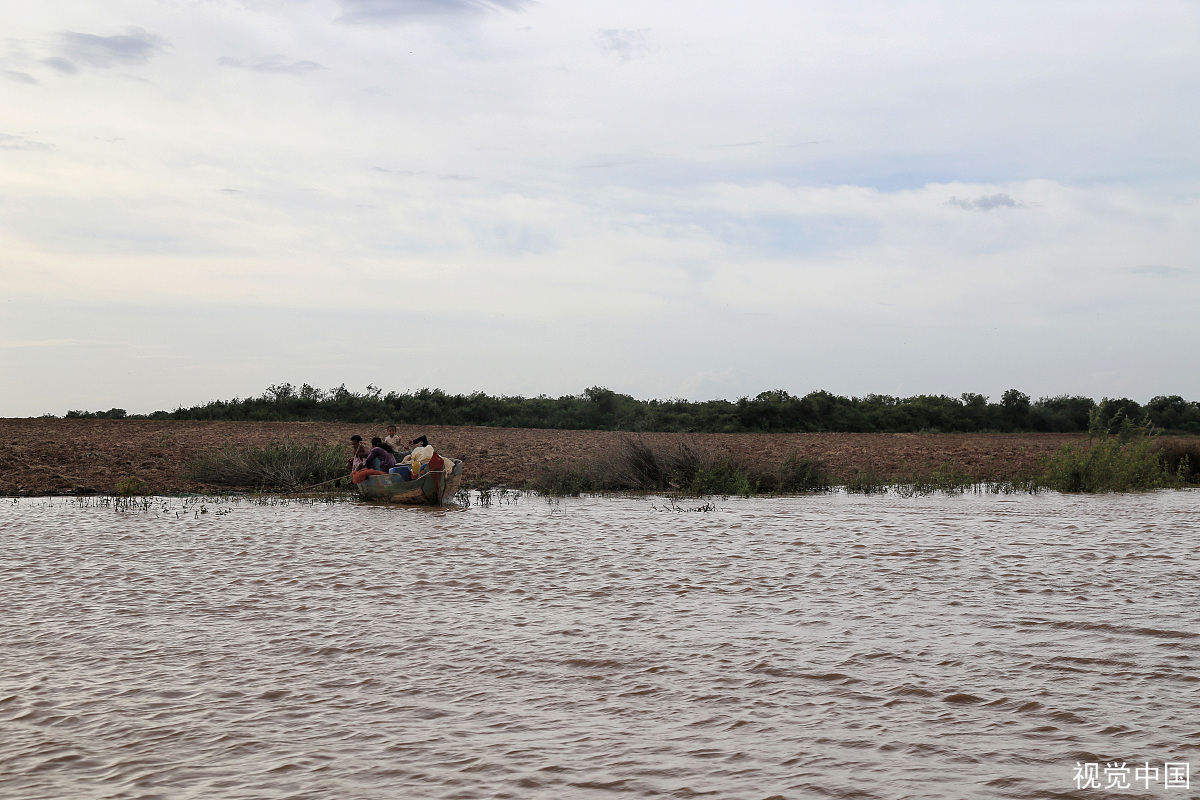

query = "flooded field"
[[1, 490, 1196, 799]]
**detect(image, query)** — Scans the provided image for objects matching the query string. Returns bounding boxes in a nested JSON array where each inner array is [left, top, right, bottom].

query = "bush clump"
[[780, 455, 831, 491], [1039, 411, 1180, 493], [113, 475, 150, 496], [527, 438, 825, 497], [528, 462, 598, 497], [185, 441, 346, 489], [1155, 438, 1200, 483], [524, 423, 1197, 498]]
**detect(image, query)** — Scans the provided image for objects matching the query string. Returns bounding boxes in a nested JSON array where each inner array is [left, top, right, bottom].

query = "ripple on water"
[[0, 490, 1197, 799]]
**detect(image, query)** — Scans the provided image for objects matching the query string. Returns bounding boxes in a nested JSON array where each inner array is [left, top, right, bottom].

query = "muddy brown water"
[[1, 490, 1196, 799]]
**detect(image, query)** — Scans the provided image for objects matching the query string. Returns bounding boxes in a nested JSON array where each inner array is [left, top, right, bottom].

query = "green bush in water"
[[1041, 411, 1179, 493], [113, 475, 150, 496], [689, 459, 755, 496], [1155, 438, 1200, 484], [527, 463, 596, 497], [185, 441, 346, 489], [780, 455, 831, 492]]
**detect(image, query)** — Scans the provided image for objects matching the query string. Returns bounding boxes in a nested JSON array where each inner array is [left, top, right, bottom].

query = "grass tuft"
[[528, 438, 825, 497], [185, 441, 346, 490]]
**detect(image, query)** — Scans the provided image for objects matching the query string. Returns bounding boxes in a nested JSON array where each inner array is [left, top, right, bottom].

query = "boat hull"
[[355, 459, 464, 505]]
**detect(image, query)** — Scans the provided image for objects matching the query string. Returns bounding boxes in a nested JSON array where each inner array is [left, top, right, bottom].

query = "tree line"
[[63, 385, 1200, 435]]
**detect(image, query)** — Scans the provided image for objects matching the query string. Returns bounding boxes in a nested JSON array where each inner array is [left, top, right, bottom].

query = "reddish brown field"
[[0, 418, 1095, 496]]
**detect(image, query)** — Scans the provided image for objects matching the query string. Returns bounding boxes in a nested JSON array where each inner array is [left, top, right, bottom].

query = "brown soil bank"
[[0, 418, 1103, 496]]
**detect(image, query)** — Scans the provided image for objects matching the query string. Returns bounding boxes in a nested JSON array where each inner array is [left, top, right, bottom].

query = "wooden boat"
[[355, 458, 464, 505]]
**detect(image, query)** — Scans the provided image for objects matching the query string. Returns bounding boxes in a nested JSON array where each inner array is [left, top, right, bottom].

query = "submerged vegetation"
[[1038, 411, 1194, 493], [527, 428, 1198, 497], [527, 437, 830, 497], [184, 441, 346, 490], [62, 384, 1200, 435], [32, 423, 1200, 499]]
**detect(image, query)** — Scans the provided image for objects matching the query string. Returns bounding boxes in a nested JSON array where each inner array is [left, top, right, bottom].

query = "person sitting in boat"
[[348, 435, 370, 472], [383, 425, 403, 451], [366, 437, 397, 472]]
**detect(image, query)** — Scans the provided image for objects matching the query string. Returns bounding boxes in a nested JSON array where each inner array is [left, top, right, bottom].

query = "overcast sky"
[[2, 0, 1198, 416]]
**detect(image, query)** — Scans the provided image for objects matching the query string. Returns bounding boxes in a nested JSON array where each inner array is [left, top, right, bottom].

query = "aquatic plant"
[[453, 487, 473, 508], [688, 459, 756, 497], [113, 475, 150, 496], [898, 463, 975, 496], [527, 462, 598, 497], [184, 441, 346, 490], [779, 455, 831, 492], [527, 439, 824, 498], [519, 421, 1194, 499], [844, 467, 887, 494], [1039, 411, 1179, 493], [653, 498, 718, 512], [1155, 438, 1200, 484]]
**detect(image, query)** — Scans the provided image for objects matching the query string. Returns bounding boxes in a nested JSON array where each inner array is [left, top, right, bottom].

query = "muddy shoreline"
[[0, 419, 1104, 496]]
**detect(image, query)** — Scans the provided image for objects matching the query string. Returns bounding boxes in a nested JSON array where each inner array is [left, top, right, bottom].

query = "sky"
[[2, 0, 1199, 416]]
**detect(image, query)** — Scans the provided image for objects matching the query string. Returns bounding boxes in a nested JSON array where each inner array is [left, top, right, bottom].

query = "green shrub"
[[1156, 439, 1200, 483], [1040, 411, 1178, 492], [527, 463, 596, 496], [619, 438, 671, 489], [689, 459, 755, 496], [527, 438, 774, 497], [845, 468, 888, 494], [185, 441, 346, 489], [780, 455, 831, 491], [113, 475, 149, 496], [903, 463, 974, 495]]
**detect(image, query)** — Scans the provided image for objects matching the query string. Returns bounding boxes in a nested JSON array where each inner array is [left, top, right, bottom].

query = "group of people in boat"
[[349, 426, 433, 481]]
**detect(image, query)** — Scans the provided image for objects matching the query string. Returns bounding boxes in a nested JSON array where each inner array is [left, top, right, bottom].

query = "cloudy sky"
[[2, 0, 1198, 416]]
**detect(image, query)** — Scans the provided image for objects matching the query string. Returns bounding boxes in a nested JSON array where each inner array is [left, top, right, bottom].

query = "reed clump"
[[529, 461, 600, 497], [528, 438, 826, 497], [597, 438, 774, 496], [185, 441, 346, 489], [1155, 438, 1200, 483], [1038, 411, 1183, 493], [780, 454, 832, 492], [113, 475, 150, 497], [526, 421, 1197, 498]]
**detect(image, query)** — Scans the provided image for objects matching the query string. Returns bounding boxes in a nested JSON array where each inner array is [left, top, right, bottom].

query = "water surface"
[[1, 490, 1197, 799]]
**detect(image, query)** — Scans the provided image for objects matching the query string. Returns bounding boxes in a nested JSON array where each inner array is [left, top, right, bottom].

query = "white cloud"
[[0, 339, 79, 349], [0, 133, 52, 151], [337, 0, 533, 24], [945, 193, 1026, 211], [597, 28, 649, 61], [57, 27, 170, 68], [217, 55, 325, 74], [0, 0, 1198, 415], [4, 69, 38, 84]]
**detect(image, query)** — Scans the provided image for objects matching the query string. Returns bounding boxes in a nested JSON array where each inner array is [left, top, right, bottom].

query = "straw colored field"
[[0, 419, 1097, 496]]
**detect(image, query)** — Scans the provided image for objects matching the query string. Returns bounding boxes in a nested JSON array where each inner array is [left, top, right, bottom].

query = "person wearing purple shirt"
[[366, 438, 397, 472]]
